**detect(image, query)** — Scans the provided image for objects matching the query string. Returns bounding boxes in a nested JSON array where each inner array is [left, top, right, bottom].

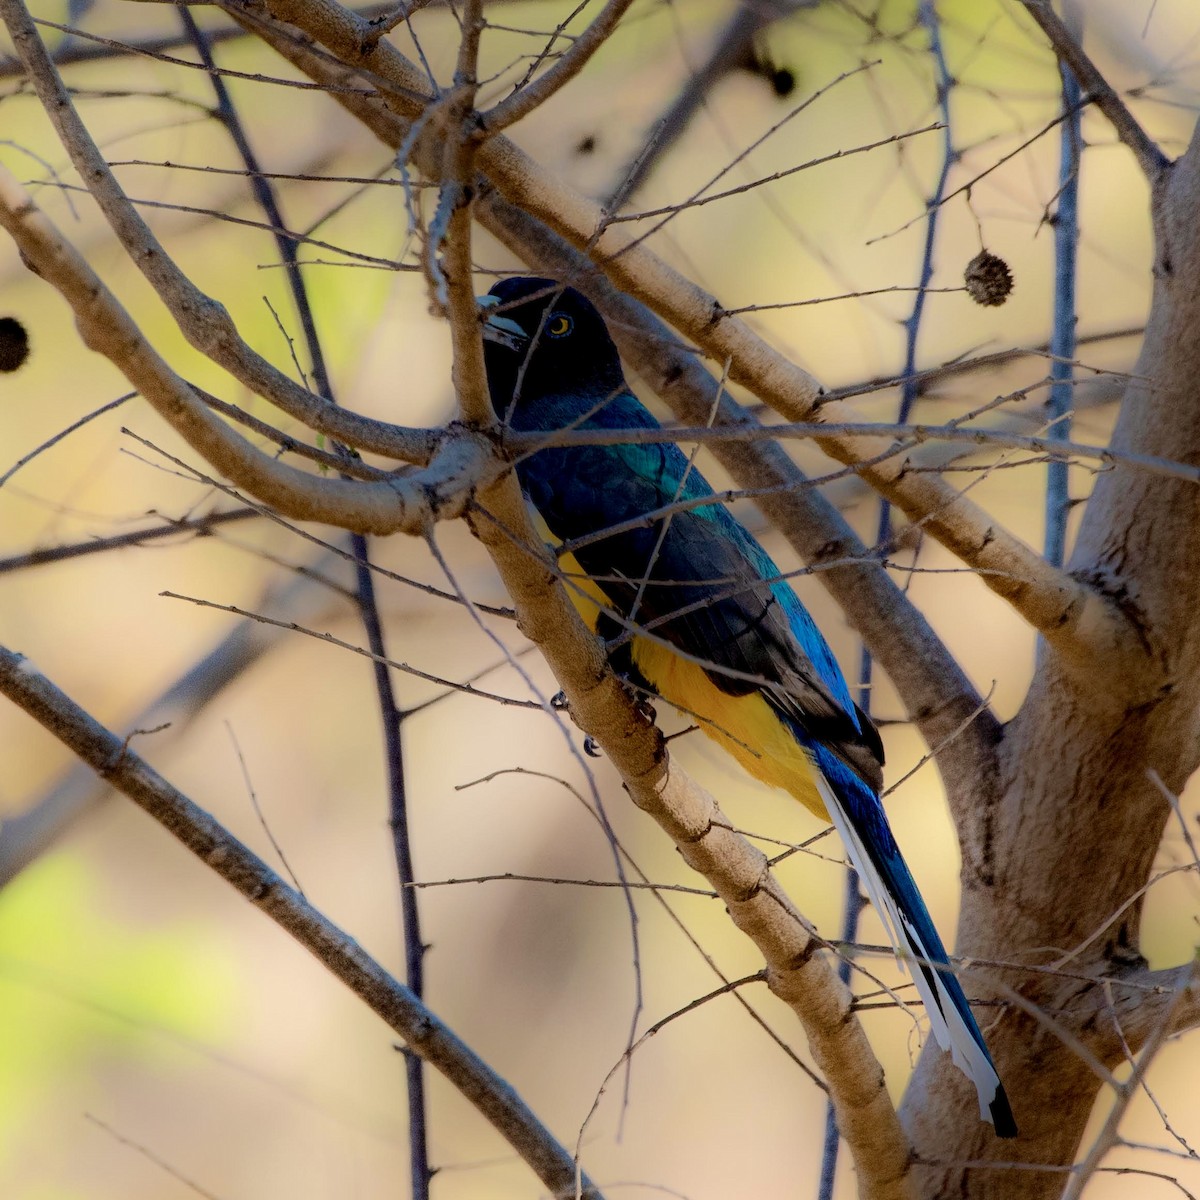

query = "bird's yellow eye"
[[546, 312, 573, 338]]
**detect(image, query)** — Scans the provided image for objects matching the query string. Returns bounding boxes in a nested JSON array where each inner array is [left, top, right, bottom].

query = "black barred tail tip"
[[990, 1086, 1018, 1139]]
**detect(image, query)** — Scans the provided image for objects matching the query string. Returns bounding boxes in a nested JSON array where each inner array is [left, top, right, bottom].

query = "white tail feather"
[[814, 773, 1002, 1123]]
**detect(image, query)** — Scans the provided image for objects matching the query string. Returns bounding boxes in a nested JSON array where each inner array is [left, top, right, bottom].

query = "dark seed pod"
[[0, 316, 30, 373], [964, 250, 1014, 307]]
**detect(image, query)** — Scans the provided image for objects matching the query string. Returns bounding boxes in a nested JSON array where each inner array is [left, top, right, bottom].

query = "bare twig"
[[1060, 965, 1196, 1200], [0, 508, 262, 576], [159, 591, 539, 709], [602, 0, 801, 206], [0, 394, 134, 489], [503, 420, 1200, 489], [482, 0, 637, 134], [1019, 0, 1169, 182]]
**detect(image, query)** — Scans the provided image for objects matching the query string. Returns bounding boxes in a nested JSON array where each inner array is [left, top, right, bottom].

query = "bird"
[[478, 275, 1017, 1138]]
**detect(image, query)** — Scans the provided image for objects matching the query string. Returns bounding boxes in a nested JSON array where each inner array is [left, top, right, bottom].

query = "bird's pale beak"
[[477, 293, 528, 351]]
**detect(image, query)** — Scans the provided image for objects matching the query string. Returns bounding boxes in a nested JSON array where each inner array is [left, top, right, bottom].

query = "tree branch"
[[0, 0, 434, 465], [1018, 0, 1169, 183], [235, 0, 1140, 675], [434, 0, 492, 426], [469, 475, 915, 1200], [0, 169, 496, 534], [0, 642, 604, 1200]]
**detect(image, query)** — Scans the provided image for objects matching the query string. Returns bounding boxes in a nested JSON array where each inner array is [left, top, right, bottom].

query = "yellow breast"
[[552, 541, 828, 821], [631, 636, 829, 821]]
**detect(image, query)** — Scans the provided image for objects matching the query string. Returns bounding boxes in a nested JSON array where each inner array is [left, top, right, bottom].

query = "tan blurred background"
[[2, 1, 1198, 1196]]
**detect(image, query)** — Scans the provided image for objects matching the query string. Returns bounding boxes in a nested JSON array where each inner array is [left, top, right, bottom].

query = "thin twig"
[[504, 419, 1200, 487], [482, 0, 637, 134], [1060, 967, 1196, 1200], [0, 508, 261, 575], [823, 13, 955, 1191], [158, 590, 540, 709], [1019, 0, 1169, 182], [181, 12, 436, 1187], [0, 393, 134, 490], [602, 0, 799, 206]]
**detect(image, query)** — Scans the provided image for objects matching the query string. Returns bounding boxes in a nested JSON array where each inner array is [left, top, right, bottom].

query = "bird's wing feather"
[[522, 427, 878, 773]]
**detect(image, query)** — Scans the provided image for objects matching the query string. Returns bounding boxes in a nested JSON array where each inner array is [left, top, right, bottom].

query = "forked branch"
[[0, 171, 496, 534], [230, 0, 1143, 677], [1019, 0, 1169, 183]]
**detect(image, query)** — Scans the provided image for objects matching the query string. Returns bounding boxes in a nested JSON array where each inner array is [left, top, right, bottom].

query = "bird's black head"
[[479, 277, 628, 426]]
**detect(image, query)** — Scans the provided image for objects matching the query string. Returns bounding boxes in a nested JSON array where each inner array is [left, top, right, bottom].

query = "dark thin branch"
[[823, 10, 955, 1194], [0, 22, 244, 79], [1044, 44, 1082, 573], [603, 0, 802, 207], [0, 508, 262, 576], [179, 13, 433, 1186]]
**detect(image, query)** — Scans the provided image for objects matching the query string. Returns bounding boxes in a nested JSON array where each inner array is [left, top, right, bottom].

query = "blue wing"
[[514, 389, 881, 782], [514, 385, 1017, 1137]]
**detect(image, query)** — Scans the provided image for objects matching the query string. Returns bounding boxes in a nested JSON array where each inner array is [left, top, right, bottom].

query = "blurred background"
[[2, 0, 1198, 1196]]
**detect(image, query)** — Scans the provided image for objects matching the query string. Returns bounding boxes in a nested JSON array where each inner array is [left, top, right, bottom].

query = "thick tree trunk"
[[905, 127, 1200, 1197]]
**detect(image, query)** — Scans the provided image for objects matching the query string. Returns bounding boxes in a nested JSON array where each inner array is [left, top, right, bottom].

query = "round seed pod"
[[964, 250, 1014, 307]]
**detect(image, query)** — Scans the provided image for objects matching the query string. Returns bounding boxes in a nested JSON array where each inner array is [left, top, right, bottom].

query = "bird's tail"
[[812, 756, 1017, 1138]]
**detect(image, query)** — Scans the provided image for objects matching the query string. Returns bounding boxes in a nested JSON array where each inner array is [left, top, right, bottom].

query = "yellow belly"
[[552, 542, 828, 821], [632, 636, 829, 821]]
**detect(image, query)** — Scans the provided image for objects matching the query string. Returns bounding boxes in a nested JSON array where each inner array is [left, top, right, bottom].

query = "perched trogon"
[[478, 276, 1016, 1138]]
